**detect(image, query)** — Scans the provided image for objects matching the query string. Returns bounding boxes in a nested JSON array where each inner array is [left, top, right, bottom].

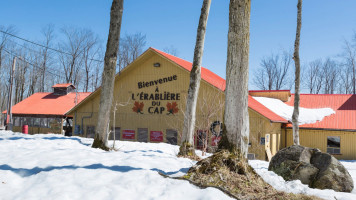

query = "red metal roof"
[[285, 94, 356, 130], [151, 47, 287, 123], [249, 90, 291, 93], [52, 83, 75, 88], [3, 92, 90, 116], [151, 48, 226, 91]]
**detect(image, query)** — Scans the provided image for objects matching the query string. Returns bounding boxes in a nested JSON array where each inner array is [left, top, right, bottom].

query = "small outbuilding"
[[2, 83, 90, 135]]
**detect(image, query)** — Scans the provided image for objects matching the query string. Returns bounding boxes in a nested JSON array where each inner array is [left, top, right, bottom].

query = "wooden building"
[[67, 48, 356, 160], [3, 84, 90, 135]]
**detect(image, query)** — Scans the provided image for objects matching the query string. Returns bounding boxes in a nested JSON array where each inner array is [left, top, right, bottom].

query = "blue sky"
[[1, 0, 356, 89]]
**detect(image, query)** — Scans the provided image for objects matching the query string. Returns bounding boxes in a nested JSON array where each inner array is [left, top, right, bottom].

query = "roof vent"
[[52, 83, 76, 95]]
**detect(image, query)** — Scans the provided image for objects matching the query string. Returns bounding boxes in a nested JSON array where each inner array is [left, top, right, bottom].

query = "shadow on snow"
[[0, 164, 190, 178], [0, 164, 143, 177], [1, 136, 91, 146]]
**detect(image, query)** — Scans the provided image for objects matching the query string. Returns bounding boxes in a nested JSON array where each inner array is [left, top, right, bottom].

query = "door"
[[166, 129, 178, 145], [137, 128, 148, 142], [109, 127, 121, 140], [86, 126, 95, 138]]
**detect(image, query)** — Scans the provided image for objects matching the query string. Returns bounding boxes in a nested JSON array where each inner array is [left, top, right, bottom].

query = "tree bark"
[[92, 0, 124, 151], [179, 0, 211, 157], [292, 0, 302, 145], [219, 0, 251, 158]]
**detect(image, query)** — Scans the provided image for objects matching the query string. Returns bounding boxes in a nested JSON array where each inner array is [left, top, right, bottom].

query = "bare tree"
[[342, 38, 356, 94], [195, 91, 224, 156], [179, 0, 211, 157], [163, 45, 179, 56], [39, 24, 55, 92], [82, 30, 100, 92], [0, 25, 16, 71], [14, 48, 30, 103], [292, 0, 302, 145], [117, 32, 146, 71], [253, 51, 292, 90], [58, 26, 87, 87], [322, 58, 339, 94], [338, 63, 353, 94], [0, 26, 16, 125], [26, 47, 42, 97], [92, 0, 124, 151], [303, 59, 323, 94], [219, 0, 251, 157]]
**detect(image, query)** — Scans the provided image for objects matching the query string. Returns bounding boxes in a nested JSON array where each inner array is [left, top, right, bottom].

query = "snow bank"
[[253, 97, 335, 125]]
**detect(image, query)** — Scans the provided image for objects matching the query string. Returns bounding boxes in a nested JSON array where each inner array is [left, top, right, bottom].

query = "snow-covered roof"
[[253, 96, 335, 125]]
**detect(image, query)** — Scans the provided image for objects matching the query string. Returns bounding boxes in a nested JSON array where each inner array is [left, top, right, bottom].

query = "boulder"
[[268, 145, 354, 192]]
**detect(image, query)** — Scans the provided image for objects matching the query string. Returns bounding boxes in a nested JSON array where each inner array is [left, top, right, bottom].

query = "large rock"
[[268, 145, 354, 192]]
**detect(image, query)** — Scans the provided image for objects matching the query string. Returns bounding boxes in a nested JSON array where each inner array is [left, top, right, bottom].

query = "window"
[[138, 128, 148, 142], [327, 136, 341, 154], [109, 127, 121, 140], [260, 137, 265, 145], [14, 117, 20, 126], [41, 118, 49, 128], [87, 126, 95, 138], [166, 129, 177, 145], [23, 117, 32, 126], [33, 118, 41, 127]]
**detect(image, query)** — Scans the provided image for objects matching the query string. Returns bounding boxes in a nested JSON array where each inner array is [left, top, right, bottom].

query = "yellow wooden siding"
[[70, 51, 284, 160], [286, 128, 356, 160], [71, 53, 225, 144], [249, 109, 283, 160]]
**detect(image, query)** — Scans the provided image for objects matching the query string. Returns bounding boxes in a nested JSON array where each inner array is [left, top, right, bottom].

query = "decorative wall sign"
[[131, 75, 181, 115], [210, 121, 222, 137], [166, 102, 179, 115], [122, 129, 135, 140], [132, 101, 144, 114], [150, 131, 163, 142]]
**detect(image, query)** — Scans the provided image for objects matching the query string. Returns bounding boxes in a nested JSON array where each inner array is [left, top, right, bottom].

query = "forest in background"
[[0, 24, 355, 118]]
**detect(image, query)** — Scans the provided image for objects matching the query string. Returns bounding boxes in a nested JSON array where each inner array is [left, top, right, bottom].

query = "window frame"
[[327, 136, 341, 155]]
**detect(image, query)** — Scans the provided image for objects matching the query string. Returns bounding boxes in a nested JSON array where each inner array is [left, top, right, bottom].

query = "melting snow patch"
[[253, 97, 335, 125]]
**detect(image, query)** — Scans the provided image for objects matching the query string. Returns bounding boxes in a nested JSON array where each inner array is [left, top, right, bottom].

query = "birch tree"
[[92, 0, 124, 151], [178, 0, 211, 157], [218, 0, 251, 158], [292, 0, 302, 145]]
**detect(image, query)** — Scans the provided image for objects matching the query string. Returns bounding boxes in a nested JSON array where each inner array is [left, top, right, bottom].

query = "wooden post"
[[6, 57, 16, 130]]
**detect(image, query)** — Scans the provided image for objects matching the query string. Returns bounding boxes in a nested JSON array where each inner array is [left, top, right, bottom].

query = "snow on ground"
[[0, 131, 232, 200], [1, 131, 356, 200], [253, 97, 335, 125]]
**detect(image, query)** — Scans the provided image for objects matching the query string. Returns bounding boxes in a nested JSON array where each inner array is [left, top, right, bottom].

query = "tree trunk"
[[92, 0, 124, 151], [292, 0, 302, 145], [219, 0, 251, 158], [179, 0, 211, 157]]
